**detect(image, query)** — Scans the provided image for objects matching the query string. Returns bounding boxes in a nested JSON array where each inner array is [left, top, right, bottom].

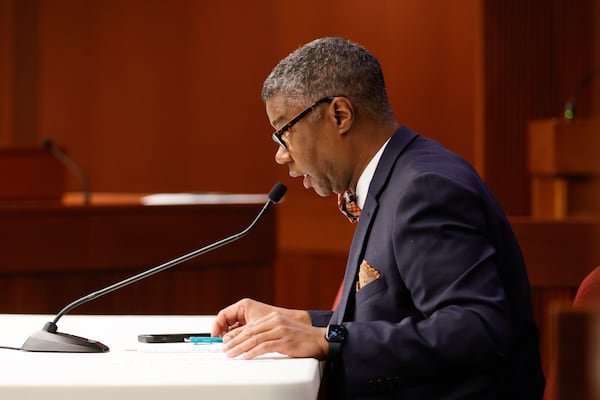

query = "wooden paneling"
[[35, 0, 279, 194], [275, 251, 346, 311], [0, 196, 276, 315], [595, 1, 600, 116], [12, 0, 39, 145], [0, 0, 15, 146], [0, 0, 483, 196]]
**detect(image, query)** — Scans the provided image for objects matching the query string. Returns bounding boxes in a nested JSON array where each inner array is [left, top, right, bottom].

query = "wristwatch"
[[325, 324, 347, 360]]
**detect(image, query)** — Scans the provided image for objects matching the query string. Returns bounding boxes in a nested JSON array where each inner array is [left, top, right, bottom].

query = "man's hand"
[[211, 298, 328, 360]]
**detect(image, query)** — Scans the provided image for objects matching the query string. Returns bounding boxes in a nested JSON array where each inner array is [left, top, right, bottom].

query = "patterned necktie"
[[338, 190, 361, 223]]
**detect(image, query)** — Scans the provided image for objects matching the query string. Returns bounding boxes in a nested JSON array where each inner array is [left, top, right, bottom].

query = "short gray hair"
[[261, 37, 394, 121]]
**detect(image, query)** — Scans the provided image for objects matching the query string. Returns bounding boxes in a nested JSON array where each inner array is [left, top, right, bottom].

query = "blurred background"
[[1, 0, 598, 207], [1, 0, 599, 373]]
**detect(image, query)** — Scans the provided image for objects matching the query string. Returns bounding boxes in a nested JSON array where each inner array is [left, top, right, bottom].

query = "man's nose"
[[275, 146, 291, 165]]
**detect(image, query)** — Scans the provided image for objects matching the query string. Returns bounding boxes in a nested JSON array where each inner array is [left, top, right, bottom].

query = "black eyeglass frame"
[[271, 96, 335, 149]]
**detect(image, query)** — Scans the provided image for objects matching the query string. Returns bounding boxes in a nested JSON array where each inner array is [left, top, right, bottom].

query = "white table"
[[0, 314, 321, 400]]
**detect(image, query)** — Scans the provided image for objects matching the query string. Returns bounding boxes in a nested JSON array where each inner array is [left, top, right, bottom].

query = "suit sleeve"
[[308, 310, 333, 327], [339, 172, 514, 395]]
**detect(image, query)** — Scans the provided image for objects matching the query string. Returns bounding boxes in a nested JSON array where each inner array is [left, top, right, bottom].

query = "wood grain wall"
[[483, 0, 599, 215], [1, 0, 483, 194]]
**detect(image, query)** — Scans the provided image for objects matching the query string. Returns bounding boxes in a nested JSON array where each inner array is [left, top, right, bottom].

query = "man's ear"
[[331, 97, 354, 134]]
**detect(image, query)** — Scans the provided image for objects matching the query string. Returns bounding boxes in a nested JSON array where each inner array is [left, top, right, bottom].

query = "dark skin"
[[211, 93, 398, 360]]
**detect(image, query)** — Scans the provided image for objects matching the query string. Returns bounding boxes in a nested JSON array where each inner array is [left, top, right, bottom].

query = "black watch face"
[[327, 325, 346, 342]]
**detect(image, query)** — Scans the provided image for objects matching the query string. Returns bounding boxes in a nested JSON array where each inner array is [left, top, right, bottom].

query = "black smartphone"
[[137, 333, 211, 343]]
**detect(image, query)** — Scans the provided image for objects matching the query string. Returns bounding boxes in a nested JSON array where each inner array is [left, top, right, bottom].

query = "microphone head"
[[563, 98, 576, 120], [268, 182, 287, 204], [42, 138, 54, 150]]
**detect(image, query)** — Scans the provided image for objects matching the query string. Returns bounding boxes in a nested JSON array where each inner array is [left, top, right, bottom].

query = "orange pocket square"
[[356, 260, 381, 291]]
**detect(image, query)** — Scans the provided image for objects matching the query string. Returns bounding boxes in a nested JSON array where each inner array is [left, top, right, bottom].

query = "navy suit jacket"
[[310, 126, 545, 399]]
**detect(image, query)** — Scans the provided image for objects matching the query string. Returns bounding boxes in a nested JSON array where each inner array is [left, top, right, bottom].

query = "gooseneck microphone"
[[43, 138, 91, 205], [563, 66, 600, 121], [20, 182, 287, 353]]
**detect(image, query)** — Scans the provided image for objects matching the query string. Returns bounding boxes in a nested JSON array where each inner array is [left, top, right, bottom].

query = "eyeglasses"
[[271, 96, 335, 149]]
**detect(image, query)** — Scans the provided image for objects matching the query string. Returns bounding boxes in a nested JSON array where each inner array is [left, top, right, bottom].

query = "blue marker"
[[187, 336, 223, 344]]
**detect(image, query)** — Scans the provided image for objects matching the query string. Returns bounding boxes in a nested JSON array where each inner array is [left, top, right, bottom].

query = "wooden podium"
[[528, 117, 600, 218], [0, 147, 65, 201]]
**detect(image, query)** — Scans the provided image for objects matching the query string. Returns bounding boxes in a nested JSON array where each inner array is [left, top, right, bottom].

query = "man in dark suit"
[[211, 37, 545, 399]]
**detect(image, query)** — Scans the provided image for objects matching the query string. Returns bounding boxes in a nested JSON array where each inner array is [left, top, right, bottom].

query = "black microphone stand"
[[43, 138, 91, 205], [21, 183, 287, 352]]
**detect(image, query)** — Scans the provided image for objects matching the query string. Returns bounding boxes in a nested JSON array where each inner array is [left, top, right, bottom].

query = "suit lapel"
[[332, 126, 419, 324]]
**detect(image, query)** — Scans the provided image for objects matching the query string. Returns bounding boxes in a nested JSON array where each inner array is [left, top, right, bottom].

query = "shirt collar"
[[355, 138, 390, 209]]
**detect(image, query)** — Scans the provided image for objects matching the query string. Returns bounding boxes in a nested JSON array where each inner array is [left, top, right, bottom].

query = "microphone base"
[[21, 329, 109, 353]]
